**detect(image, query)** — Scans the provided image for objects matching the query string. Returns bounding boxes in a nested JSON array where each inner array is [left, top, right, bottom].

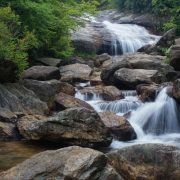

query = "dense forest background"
[[0, 0, 179, 78]]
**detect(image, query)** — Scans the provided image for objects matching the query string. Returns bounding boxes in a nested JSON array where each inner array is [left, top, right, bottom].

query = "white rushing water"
[[103, 21, 160, 56], [75, 86, 180, 148]]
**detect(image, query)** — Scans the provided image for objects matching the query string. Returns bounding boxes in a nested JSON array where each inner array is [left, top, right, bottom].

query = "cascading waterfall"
[[103, 21, 160, 56]]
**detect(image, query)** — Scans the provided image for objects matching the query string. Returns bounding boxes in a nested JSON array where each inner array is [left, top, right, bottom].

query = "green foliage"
[[0, 6, 38, 77]]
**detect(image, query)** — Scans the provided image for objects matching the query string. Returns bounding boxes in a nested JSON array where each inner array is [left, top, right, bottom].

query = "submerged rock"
[[0, 146, 123, 180], [54, 92, 93, 111], [107, 144, 180, 180], [23, 66, 60, 81], [99, 112, 136, 141], [60, 63, 92, 82], [17, 107, 112, 148]]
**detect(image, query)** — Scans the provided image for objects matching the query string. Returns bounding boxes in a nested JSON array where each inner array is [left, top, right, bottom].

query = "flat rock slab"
[[60, 63, 92, 82], [17, 107, 113, 148], [23, 66, 60, 81], [36, 57, 63, 67]]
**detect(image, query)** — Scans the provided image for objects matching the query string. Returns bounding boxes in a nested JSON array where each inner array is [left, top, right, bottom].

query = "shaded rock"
[[36, 57, 64, 67], [136, 84, 158, 102], [0, 146, 123, 180], [60, 63, 92, 82], [0, 83, 48, 115], [21, 79, 62, 105], [80, 85, 123, 101], [54, 92, 93, 111], [99, 112, 136, 141], [23, 66, 60, 81], [101, 60, 131, 85], [0, 107, 17, 123], [94, 53, 112, 67], [170, 45, 180, 71], [157, 29, 176, 48], [17, 108, 113, 148], [114, 68, 158, 89], [0, 122, 19, 140], [107, 144, 180, 180], [0, 60, 18, 83], [172, 79, 180, 102]]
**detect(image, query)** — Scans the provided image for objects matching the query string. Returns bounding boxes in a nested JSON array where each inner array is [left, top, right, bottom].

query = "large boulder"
[[54, 92, 93, 111], [36, 57, 64, 67], [172, 79, 180, 102], [23, 66, 60, 81], [107, 144, 180, 180], [60, 63, 92, 82], [0, 60, 18, 83], [0, 83, 48, 115], [0, 146, 123, 180], [94, 53, 112, 67], [114, 68, 159, 89], [99, 112, 136, 141], [17, 107, 113, 148], [80, 85, 123, 101], [170, 45, 180, 71]]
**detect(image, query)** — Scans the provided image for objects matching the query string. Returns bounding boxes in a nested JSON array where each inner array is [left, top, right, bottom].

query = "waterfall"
[[129, 87, 180, 138], [103, 21, 160, 56]]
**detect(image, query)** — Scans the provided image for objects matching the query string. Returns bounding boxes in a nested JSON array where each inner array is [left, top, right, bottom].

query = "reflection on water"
[[0, 141, 64, 172]]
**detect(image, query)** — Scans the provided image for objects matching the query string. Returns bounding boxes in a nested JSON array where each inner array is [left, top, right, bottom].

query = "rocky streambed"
[[0, 11, 180, 180]]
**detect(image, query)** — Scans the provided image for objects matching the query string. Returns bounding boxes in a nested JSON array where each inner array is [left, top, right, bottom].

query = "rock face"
[[170, 45, 180, 71], [114, 68, 158, 89], [107, 144, 180, 180], [0, 146, 123, 180], [23, 66, 60, 81], [60, 63, 92, 82], [0, 60, 18, 83], [136, 84, 158, 102], [17, 107, 113, 148], [36, 57, 64, 67], [0, 107, 17, 123], [54, 92, 93, 111], [0, 83, 48, 115], [172, 79, 180, 102], [99, 112, 136, 141]]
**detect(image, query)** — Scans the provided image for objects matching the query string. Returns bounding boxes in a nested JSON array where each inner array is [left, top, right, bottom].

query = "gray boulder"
[[23, 66, 60, 81], [172, 79, 180, 102], [17, 107, 113, 148], [36, 57, 64, 67], [0, 146, 123, 180]]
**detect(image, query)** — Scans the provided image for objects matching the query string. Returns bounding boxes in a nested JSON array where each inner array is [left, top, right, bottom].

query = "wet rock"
[[36, 57, 64, 67], [0, 107, 17, 123], [23, 66, 60, 81], [60, 63, 92, 82], [80, 85, 123, 101], [0, 60, 18, 83], [101, 59, 131, 85], [17, 108, 113, 148], [0, 146, 123, 180], [99, 112, 136, 141], [157, 29, 176, 48], [114, 68, 158, 89], [0, 83, 48, 115], [0, 122, 19, 140], [107, 144, 180, 180], [54, 92, 93, 111], [136, 84, 158, 102], [172, 79, 180, 102], [90, 71, 102, 86], [170, 45, 180, 71]]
